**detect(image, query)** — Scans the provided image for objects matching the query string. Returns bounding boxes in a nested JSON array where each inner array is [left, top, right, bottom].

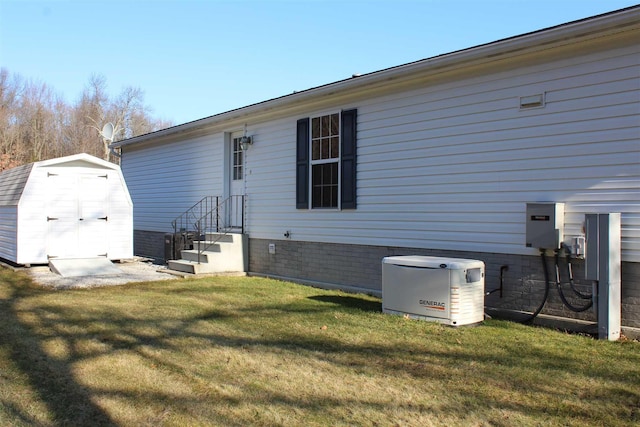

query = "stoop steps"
[[167, 232, 247, 274]]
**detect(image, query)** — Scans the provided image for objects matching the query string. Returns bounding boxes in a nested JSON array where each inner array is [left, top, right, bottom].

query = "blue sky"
[[1, 0, 637, 125]]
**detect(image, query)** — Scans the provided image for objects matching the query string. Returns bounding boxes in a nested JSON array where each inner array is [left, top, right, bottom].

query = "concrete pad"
[[49, 257, 123, 277]]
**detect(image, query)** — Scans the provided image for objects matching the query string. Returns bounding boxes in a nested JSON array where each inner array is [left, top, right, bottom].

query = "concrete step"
[[192, 241, 222, 252], [168, 232, 248, 275], [167, 259, 244, 275], [202, 232, 239, 243], [181, 249, 218, 263], [167, 259, 205, 274], [167, 259, 212, 274]]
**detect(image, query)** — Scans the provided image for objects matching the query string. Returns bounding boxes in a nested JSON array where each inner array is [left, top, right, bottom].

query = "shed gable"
[[39, 154, 118, 170]]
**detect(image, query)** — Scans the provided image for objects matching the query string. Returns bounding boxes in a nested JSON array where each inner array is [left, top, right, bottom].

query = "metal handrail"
[[171, 196, 218, 234], [171, 195, 245, 263]]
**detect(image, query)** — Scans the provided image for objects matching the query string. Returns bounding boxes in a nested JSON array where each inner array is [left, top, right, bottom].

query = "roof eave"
[[110, 6, 639, 149]]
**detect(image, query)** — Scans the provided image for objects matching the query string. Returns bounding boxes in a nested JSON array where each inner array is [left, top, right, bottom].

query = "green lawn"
[[1, 268, 638, 426]]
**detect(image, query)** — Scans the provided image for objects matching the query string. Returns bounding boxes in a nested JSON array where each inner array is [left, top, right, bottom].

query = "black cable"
[[485, 265, 507, 297], [563, 246, 592, 299], [554, 249, 593, 312], [523, 250, 550, 323]]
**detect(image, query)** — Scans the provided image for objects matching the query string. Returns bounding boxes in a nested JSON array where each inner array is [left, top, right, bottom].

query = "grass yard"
[[0, 268, 639, 426]]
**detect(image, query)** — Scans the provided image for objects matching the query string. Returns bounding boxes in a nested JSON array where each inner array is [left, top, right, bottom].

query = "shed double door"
[[46, 173, 109, 259]]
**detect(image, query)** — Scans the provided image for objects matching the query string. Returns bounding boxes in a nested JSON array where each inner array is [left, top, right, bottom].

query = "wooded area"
[[0, 68, 172, 170]]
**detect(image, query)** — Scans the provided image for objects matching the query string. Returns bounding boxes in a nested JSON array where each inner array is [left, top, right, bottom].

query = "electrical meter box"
[[526, 203, 564, 249]]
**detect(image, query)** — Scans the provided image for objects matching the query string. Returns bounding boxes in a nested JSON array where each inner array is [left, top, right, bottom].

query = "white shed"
[[0, 153, 133, 265]]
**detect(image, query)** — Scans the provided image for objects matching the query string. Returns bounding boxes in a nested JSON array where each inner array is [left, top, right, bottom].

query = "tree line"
[[0, 68, 173, 171]]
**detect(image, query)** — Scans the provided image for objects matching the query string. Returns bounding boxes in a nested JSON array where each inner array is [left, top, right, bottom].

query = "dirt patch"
[[26, 258, 182, 290]]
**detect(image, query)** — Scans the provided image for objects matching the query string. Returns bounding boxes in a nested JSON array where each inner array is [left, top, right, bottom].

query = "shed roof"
[[0, 163, 33, 207], [0, 153, 120, 207]]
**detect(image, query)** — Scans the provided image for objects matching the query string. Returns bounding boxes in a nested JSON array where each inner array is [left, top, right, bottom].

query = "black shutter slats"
[[341, 109, 357, 209], [296, 118, 310, 209]]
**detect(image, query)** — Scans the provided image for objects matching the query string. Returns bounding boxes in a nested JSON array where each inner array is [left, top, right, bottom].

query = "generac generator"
[[382, 256, 485, 326]]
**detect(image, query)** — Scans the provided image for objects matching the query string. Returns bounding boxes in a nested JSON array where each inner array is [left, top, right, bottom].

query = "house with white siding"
[[111, 7, 640, 327]]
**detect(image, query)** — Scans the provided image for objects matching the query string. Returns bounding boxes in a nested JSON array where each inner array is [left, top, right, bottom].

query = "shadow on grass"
[[1, 270, 638, 426], [307, 294, 381, 312], [0, 270, 117, 426]]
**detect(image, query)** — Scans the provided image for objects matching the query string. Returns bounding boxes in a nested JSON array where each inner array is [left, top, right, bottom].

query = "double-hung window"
[[296, 109, 357, 210], [311, 113, 340, 208]]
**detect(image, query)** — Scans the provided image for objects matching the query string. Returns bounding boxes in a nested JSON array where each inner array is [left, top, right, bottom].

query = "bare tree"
[[80, 75, 172, 162], [0, 68, 172, 169], [0, 69, 23, 170], [20, 80, 63, 162]]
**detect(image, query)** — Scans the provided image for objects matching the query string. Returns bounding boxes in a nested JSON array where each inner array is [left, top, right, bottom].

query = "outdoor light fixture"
[[240, 135, 253, 150], [240, 124, 253, 150]]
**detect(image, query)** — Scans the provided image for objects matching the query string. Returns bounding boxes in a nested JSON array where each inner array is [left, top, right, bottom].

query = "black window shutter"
[[341, 109, 357, 209], [296, 117, 310, 209]]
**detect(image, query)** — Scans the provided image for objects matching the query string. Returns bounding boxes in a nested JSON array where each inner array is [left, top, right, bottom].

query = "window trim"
[[309, 112, 341, 209]]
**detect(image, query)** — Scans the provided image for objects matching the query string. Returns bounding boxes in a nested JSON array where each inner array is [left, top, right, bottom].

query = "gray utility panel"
[[525, 202, 565, 250]]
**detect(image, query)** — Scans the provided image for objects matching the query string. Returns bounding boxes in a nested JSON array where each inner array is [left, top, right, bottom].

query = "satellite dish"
[[100, 122, 114, 141]]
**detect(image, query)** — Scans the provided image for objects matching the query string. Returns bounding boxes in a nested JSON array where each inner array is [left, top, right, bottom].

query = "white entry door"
[[46, 173, 109, 259], [227, 134, 245, 229]]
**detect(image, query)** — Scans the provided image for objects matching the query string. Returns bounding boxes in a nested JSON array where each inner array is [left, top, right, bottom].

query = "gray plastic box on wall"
[[525, 203, 565, 249]]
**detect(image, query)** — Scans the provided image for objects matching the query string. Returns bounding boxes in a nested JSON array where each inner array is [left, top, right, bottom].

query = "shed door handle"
[[47, 216, 58, 221]]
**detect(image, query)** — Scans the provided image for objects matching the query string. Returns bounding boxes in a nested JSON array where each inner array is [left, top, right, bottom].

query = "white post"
[[585, 213, 621, 341]]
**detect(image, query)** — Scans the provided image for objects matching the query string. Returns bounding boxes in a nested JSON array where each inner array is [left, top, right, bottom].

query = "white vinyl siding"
[[243, 43, 639, 261], [122, 133, 224, 232], [0, 206, 17, 261]]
